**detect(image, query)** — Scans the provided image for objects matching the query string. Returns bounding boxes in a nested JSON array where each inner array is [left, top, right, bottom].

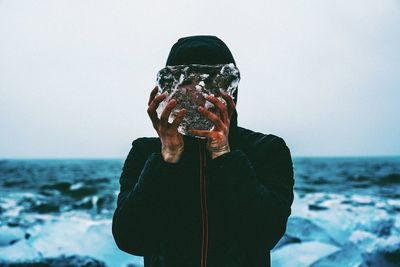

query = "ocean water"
[[0, 157, 399, 266]]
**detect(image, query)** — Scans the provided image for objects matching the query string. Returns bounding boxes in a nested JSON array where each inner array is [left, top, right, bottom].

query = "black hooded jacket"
[[112, 36, 295, 267]]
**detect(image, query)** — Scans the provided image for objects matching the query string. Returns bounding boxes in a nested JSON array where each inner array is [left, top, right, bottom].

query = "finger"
[[198, 106, 225, 131], [147, 92, 168, 126], [221, 92, 236, 119], [171, 108, 187, 129], [160, 98, 177, 128], [205, 95, 228, 125], [148, 86, 159, 106], [188, 129, 214, 138]]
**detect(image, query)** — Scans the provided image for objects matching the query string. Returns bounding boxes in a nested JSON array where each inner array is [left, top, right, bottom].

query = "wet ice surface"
[[271, 157, 400, 267], [0, 157, 400, 266], [156, 63, 240, 138], [0, 160, 138, 267], [273, 192, 400, 267]]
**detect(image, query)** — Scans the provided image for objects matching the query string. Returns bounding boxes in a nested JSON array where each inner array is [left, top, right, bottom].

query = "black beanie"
[[165, 35, 239, 130], [166, 35, 236, 66]]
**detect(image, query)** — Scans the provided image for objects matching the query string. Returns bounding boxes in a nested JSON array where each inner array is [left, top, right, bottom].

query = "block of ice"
[[286, 217, 340, 246], [271, 241, 340, 267], [309, 244, 363, 267], [155, 63, 240, 138], [0, 226, 25, 247], [273, 234, 301, 250], [0, 239, 40, 262], [28, 216, 139, 267]]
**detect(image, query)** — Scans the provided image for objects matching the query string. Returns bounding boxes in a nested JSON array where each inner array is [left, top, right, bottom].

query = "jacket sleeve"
[[112, 138, 189, 256], [207, 136, 294, 250]]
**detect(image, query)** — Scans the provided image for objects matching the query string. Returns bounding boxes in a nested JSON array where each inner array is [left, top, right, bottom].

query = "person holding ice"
[[112, 35, 295, 267]]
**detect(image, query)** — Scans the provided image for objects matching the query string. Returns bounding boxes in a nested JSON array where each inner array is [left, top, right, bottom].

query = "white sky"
[[1, 0, 399, 158]]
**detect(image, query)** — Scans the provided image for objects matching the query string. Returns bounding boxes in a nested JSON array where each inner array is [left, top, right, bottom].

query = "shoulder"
[[129, 136, 161, 156], [131, 136, 160, 147], [235, 126, 289, 153], [235, 127, 293, 175]]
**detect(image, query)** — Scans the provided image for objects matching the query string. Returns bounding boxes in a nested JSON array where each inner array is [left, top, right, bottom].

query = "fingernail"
[[198, 106, 204, 111]]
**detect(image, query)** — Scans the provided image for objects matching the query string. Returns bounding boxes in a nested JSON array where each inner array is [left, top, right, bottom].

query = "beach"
[[0, 157, 399, 266]]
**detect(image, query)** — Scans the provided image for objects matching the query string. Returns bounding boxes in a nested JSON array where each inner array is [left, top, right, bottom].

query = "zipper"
[[199, 140, 208, 267]]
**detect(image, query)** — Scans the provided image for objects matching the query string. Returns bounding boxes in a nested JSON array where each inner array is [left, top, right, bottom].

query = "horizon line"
[[1, 154, 400, 160]]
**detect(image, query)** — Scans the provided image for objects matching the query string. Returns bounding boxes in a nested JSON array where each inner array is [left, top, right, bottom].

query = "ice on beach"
[[349, 230, 400, 254], [291, 192, 397, 241], [309, 244, 364, 267], [286, 217, 340, 246], [387, 199, 400, 207], [271, 241, 340, 267], [0, 213, 142, 267], [29, 215, 140, 267], [155, 63, 240, 137], [272, 192, 400, 266], [1, 158, 400, 266], [0, 239, 40, 262], [0, 226, 25, 247]]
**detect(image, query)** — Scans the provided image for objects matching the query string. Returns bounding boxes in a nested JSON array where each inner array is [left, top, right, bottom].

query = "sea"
[[0, 157, 399, 267]]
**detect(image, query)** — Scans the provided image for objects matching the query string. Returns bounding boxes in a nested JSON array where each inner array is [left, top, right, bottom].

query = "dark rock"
[[40, 182, 71, 192], [376, 174, 400, 185], [308, 204, 329, 211], [30, 202, 60, 213], [7, 219, 21, 227], [68, 187, 98, 198], [0, 255, 107, 267], [361, 245, 400, 267]]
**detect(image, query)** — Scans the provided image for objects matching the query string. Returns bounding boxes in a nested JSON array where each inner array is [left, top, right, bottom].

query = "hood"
[[165, 35, 239, 133]]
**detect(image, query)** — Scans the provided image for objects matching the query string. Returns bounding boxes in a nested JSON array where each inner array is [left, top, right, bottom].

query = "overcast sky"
[[1, 0, 399, 158]]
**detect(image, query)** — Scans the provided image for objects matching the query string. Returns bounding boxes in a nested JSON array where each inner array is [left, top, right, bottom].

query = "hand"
[[188, 91, 236, 159], [147, 86, 188, 163]]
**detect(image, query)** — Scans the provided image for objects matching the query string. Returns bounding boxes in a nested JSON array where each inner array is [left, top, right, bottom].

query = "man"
[[112, 35, 295, 267]]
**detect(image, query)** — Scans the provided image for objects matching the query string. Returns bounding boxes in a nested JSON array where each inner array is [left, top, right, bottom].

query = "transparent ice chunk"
[[155, 63, 240, 138]]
